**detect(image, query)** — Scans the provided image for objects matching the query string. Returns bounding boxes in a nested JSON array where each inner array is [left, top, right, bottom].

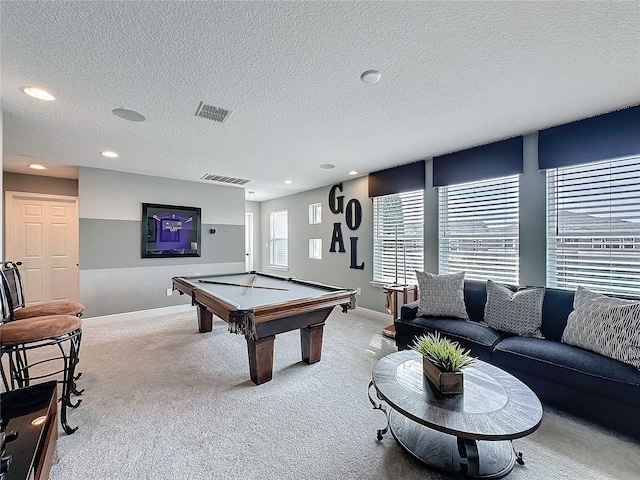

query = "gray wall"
[[260, 177, 381, 310], [3, 172, 78, 196], [258, 132, 547, 314], [519, 133, 546, 286], [79, 167, 246, 317], [3, 131, 547, 317]]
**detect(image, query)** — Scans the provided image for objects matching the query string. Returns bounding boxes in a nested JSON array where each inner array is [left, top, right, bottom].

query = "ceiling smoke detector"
[[200, 173, 250, 186], [195, 102, 232, 123]]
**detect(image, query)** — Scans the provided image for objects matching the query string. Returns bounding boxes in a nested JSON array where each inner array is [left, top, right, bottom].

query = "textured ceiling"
[[1, 1, 639, 201]]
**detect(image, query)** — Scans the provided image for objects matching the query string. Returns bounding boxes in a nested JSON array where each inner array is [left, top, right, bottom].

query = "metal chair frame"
[[1, 262, 26, 315], [0, 270, 83, 434], [1, 329, 83, 434]]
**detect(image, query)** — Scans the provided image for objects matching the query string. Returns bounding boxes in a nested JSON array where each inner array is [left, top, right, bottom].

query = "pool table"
[[172, 272, 356, 384]]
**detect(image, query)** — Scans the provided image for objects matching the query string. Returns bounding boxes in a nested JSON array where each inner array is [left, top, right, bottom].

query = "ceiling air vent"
[[195, 102, 232, 123], [201, 173, 251, 186]]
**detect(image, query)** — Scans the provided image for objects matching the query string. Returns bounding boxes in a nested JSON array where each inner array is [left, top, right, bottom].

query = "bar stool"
[[2, 261, 84, 383], [2, 261, 84, 321], [0, 273, 83, 434]]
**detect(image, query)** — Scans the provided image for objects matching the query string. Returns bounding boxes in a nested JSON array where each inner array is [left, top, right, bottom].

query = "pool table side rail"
[[177, 271, 354, 294], [172, 275, 356, 325], [173, 277, 239, 317], [172, 277, 199, 304], [193, 286, 355, 324]]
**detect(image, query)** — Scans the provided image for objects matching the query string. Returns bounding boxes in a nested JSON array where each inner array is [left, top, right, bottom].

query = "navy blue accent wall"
[[368, 160, 426, 197], [433, 136, 523, 187], [538, 105, 640, 169]]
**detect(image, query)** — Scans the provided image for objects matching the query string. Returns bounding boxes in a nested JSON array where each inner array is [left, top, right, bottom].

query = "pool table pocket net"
[[228, 314, 256, 337]]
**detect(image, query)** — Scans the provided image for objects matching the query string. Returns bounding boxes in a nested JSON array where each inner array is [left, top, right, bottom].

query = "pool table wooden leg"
[[247, 335, 275, 385], [301, 323, 324, 364], [197, 305, 213, 333]]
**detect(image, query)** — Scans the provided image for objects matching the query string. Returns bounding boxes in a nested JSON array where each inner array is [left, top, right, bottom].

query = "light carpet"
[[43, 307, 638, 479]]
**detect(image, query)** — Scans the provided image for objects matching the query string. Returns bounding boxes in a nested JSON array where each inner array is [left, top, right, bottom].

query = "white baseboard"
[[352, 306, 392, 321], [83, 303, 194, 321], [85, 304, 390, 323]]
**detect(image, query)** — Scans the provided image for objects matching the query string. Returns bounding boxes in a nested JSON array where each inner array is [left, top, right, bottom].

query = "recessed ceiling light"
[[360, 70, 381, 84], [28, 163, 47, 170], [20, 86, 55, 101], [319, 163, 335, 169], [100, 150, 119, 158], [348, 170, 358, 175], [284, 180, 293, 185], [112, 108, 145, 122]]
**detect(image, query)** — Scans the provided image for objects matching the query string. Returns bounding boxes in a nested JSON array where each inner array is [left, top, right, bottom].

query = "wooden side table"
[[382, 284, 418, 338]]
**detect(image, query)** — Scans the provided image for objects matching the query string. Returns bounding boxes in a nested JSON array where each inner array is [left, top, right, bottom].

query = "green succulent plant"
[[410, 331, 475, 372]]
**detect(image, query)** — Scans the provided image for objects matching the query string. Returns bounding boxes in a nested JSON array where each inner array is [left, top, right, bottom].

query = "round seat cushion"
[[1, 315, 82, 344], [13, 302, 84, 320]]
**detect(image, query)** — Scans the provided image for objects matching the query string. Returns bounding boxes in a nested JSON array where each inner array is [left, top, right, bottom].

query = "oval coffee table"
[[369, 350, 543, 479]]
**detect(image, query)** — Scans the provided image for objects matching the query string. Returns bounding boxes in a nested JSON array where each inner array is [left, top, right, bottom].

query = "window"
[[547, 156, 640, 295], [373, 190, 424, 285], [308, 238, 322, 259], [309, 203, 322, 224], [269, 209, 288, 268], [439, 175, 519, 283]]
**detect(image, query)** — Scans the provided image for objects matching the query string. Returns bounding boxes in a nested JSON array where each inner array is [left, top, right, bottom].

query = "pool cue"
[[198, 279, 289, 291]]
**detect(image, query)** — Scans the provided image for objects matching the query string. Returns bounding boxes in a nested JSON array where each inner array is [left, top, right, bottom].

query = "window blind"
[[269, 209, 288, 268], [439, 175, 520, 283], [546, 156, 640, 295], [373, 190, 424, 284]]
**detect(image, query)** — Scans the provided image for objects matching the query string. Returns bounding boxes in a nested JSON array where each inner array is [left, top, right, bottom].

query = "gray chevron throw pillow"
[[562, 286, 640, 369], [483, 280, 545, 338], [416, 271, 468, 319]]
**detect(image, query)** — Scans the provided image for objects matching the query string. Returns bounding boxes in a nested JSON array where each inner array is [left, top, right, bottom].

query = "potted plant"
[[411, 331, 475, 394]]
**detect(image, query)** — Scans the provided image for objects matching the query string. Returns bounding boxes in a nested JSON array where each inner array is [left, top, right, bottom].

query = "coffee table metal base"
[[388, 410, 516, 479]]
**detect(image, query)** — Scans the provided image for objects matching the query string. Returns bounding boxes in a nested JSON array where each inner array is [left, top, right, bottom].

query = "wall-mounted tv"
[[141, 203, 202, 258]]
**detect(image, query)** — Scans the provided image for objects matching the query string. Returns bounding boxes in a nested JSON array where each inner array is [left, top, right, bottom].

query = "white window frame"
[[546, 156, 640, 296], [309, 203, 322, 224], [269, 209, 288, 269], [308, 238, 322, 259], [372, 189, 424, 285], [439, 175, 520, 284]]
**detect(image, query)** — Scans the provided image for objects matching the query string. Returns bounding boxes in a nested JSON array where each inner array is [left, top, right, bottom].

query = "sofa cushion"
[[484, 280, 545, 338], [416, 271, 468, 319], [562, 286, 640, 369], [462, 280, 489, 322], [395, 315, 506, 361], [492, 336, 640, 407], [540, 287, 575, 341]]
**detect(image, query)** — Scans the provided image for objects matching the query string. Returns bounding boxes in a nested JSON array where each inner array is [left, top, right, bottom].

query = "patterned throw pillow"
[[562, 286, 640, 369], [416, 271, 468, 319], [483, 280, 545, 338]]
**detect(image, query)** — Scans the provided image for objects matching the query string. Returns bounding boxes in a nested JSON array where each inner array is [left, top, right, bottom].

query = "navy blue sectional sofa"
[[395, 280, 640, 440]]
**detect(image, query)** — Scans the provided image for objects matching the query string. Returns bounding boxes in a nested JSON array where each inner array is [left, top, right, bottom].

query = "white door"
[[245, 211, 254, 271], [5, 192, 79, 305]]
